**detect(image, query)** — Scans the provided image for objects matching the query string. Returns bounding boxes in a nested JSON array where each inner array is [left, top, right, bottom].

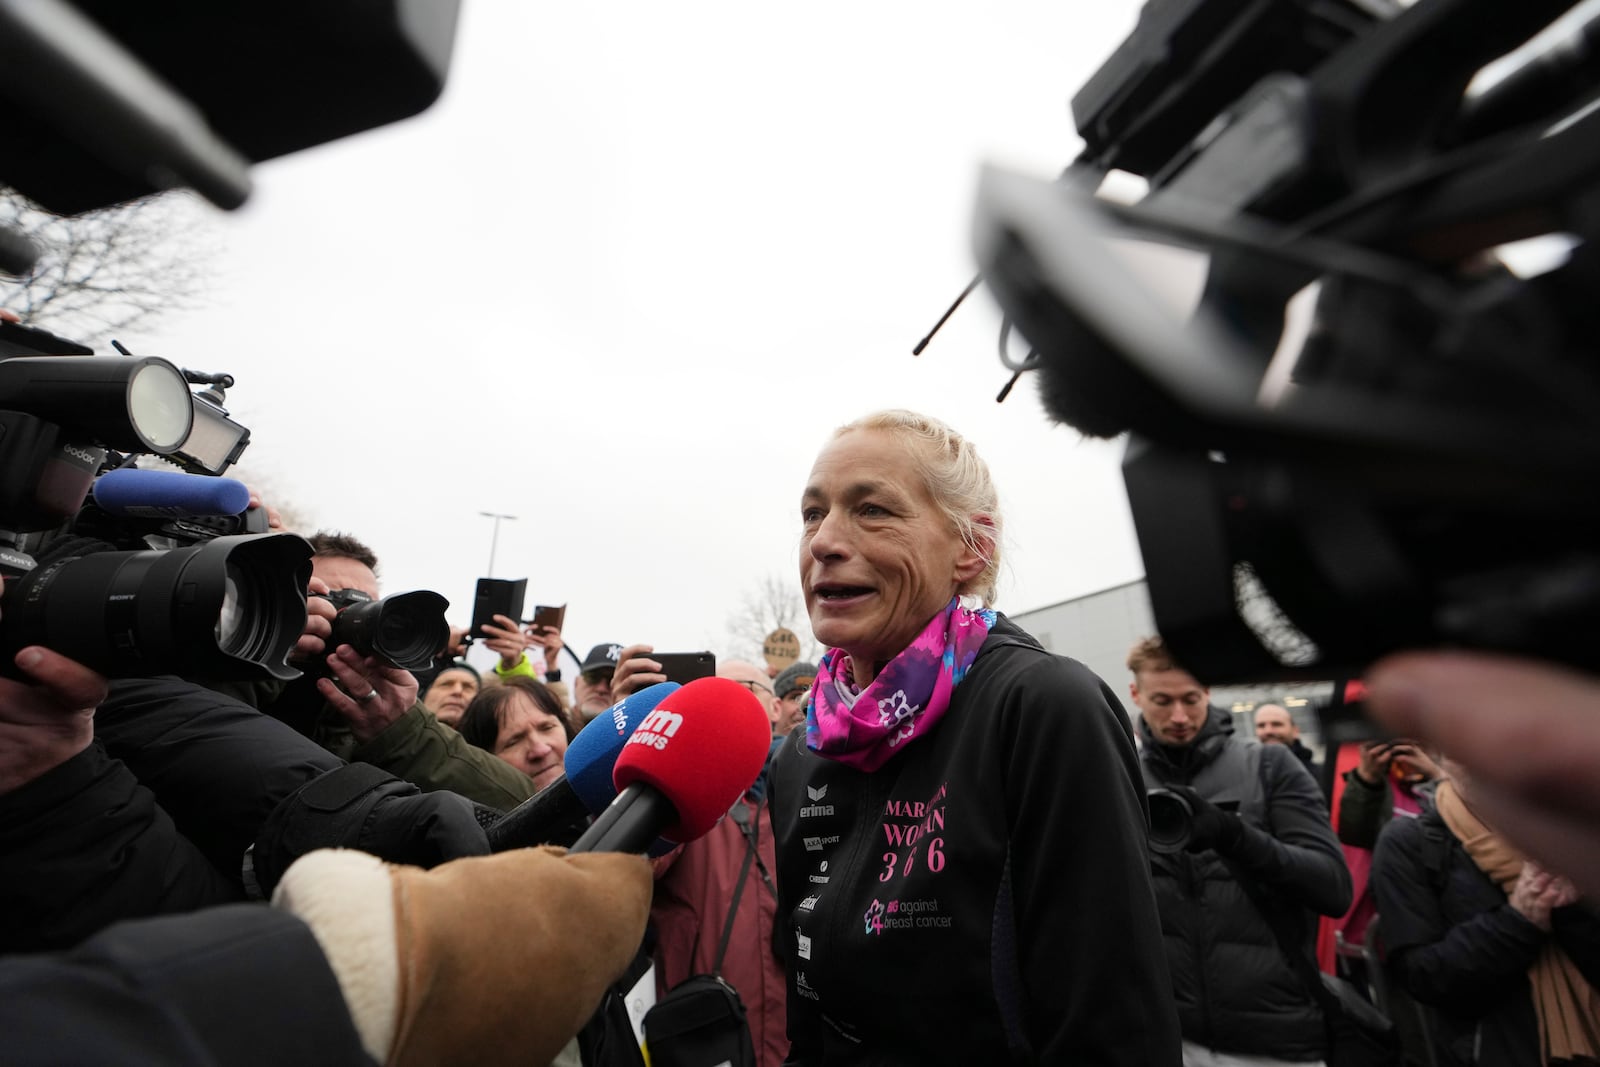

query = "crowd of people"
[[3, 405, 1600, 1067]]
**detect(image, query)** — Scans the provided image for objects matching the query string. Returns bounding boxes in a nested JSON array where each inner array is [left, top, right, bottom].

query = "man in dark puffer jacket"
[[1129, 637, 1352, 1065]]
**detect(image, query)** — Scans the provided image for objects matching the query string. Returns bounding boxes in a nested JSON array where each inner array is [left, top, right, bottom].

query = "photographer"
[[1130, 636, 1351, 1066], [240, 531, 541, 812]]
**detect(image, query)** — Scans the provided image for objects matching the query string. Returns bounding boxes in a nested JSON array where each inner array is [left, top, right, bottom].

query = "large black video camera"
[[0, 2, 463, 680], [973, 0, 1600, 684], [0, 317, 313, 680]]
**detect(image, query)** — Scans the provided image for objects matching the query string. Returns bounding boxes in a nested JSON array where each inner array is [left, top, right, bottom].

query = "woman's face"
[[493, 691, 569, 791], [800, 429, 980, 681]]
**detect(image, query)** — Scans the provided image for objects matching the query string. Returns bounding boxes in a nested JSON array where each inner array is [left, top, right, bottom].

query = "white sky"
[[143, 2, 1152, 666]]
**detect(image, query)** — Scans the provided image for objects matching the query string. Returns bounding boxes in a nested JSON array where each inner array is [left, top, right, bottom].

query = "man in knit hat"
[[772, 661, 816, 737]]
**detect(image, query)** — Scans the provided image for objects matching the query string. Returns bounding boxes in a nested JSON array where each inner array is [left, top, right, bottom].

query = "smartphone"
[[470, 577, 527, 638], [651, 651, 716, 685], [529, 603, 566, 633]]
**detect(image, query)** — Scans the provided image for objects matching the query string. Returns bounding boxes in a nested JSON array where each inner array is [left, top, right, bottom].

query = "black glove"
[[1167, 785, 1243, 855]]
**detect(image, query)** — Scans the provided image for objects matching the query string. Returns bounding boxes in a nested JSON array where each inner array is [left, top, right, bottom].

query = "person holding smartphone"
[[477, 615, 570, 709], [1338, 739, 1444, 851]]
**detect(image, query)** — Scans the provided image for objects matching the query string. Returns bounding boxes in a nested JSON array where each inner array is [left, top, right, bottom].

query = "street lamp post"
[[479, 510, 517, 576]]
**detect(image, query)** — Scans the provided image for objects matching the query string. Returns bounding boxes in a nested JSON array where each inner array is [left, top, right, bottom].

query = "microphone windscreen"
[[565, 682, 680, 813], [613, 676, 774, 843], [92, 468, 251, 517]]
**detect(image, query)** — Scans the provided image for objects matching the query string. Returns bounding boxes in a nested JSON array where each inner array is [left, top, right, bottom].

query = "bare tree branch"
[[724, 572, 825, 665], [0, 186, 219, 344]]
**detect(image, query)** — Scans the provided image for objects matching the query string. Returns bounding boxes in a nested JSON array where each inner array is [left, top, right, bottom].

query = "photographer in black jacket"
[[1130, 636, 1352, 1066]]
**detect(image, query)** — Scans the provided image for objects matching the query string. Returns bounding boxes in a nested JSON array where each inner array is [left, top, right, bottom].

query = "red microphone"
[[569, 677, 773, 853]]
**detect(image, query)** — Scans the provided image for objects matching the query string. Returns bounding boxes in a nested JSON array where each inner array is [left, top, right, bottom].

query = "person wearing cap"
[[772, 661, 816, 737], [571, 642, 624, 727], [223, 532, 545, 812]]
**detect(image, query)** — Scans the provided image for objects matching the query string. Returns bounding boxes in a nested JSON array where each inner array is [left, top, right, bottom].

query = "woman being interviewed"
[[769, 410, 1179, 1066]]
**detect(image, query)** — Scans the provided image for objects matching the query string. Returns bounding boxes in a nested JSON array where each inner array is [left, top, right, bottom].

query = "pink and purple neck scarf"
[[805, 597, 995, 772]]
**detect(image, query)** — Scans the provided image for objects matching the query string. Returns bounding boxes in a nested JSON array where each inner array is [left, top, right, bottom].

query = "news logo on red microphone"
[[628, 707, 684, 751]]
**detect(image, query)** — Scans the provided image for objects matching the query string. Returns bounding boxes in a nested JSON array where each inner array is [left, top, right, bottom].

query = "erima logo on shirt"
[[627, 708, 683, 752], [800, 784, 833, 818]]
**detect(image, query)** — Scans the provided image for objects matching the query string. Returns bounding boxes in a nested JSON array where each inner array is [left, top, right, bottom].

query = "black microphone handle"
[[485, 776, 591, 852], [568, 783, 680, 854]]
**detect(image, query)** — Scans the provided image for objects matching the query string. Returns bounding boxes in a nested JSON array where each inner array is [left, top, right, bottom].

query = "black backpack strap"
[[1417, 815, 1452, 896], [712, 802, 759, 976]]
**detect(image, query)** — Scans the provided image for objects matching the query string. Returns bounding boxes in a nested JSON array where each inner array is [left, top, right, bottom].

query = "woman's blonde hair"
[[833, 409, 1003, 607]]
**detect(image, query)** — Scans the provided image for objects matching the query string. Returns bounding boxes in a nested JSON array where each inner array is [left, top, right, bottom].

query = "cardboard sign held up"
[[763, 627, 801, 673]]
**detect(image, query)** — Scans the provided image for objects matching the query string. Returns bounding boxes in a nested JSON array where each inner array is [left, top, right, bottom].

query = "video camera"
[[973, 0, 1600, 684], [0, 316, 314, 680], [0, 1, 462, 681]]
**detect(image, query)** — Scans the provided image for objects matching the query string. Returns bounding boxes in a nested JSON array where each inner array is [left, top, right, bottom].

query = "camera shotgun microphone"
[[92, 468, 251, 518], [570, 677, 775, 855], [485, 682, 680, 852]]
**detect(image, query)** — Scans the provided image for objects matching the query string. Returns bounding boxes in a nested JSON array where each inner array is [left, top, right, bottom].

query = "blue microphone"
[[92, 468, 250, 518], [566, 682, 681, 811]]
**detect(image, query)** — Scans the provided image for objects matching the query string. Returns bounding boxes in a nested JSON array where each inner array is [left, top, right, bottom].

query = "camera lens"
[[328, 589, 449, 671], [0, 532, 313, 680], [1146, 788, 1194, 855], [216, 564, 244, 647]]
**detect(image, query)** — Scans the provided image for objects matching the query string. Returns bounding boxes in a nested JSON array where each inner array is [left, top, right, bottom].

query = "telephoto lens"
[[0, 532, 313, 679], [327, 589, 450, 671], [1146, 788, 1194, 855]]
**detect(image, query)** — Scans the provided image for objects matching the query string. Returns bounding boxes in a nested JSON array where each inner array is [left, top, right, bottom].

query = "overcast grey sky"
[[139, 2, 1151, 668]]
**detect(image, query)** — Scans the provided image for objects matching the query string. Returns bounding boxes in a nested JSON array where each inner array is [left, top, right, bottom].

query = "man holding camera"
[[264, 531, 541, 811], [1129, 636, 1351, 1067]]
